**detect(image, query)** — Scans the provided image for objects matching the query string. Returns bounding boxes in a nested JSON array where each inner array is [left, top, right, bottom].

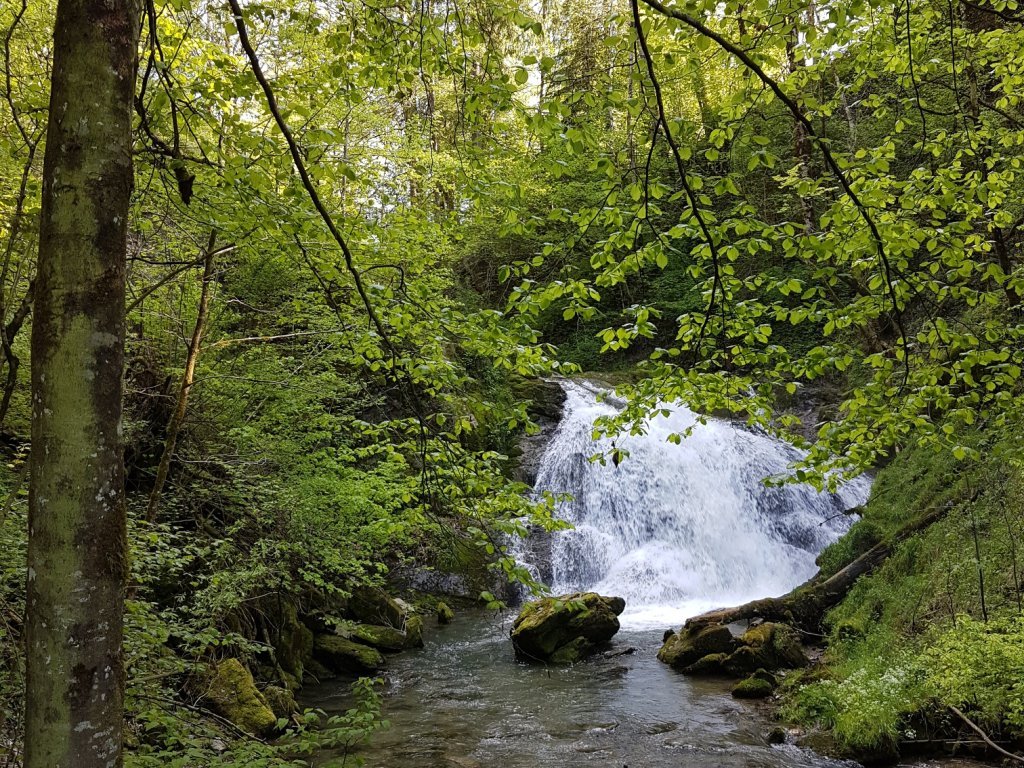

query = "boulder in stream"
[[349, 586, 407, 627], [351, 623, 408, 651], [511, 592, 624, 664], [658, 624, 737, 669], [659, 620, 808, 677], [312, 634, 385, 675], [437, 600, 455, 624]]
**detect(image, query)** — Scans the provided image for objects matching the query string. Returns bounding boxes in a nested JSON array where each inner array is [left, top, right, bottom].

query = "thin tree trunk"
[[25, 0, 139, 764], [786, 24, 816, 233], [145, 231, 217, 523]]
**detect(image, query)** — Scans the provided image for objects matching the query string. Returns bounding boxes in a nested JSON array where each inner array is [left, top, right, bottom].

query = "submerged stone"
[[511, 592, 624, 663]]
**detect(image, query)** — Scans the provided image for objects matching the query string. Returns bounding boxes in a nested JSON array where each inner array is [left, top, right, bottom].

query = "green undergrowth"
[[784, 429, 1024, 758]]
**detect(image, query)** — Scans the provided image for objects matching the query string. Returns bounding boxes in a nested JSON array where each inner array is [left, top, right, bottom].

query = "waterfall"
[[530, 380, 870, 628]]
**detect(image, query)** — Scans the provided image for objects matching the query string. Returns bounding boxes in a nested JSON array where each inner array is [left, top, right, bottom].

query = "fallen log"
[[686, 505, 950, 633]]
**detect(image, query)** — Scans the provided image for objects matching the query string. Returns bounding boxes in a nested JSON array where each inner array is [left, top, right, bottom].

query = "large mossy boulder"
[[204, 658, 277, 736], [657, 624, 737, 669], [312, 634, 385, 675], [348, 616, 424, 652], [511, 592, 624, 663], [351, 623, 408, 651], [349, 586, 406, 628]]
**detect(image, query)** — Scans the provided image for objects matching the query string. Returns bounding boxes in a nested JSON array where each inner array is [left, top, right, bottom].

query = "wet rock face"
[[271, 600, 313, 680], [511, 592, 625, 664], [513, 378, 567, 486]]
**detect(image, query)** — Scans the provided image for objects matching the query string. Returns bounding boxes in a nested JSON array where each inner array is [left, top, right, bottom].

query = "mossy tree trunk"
[[685, 505, 950, 633], [25, 0, 139, 765]]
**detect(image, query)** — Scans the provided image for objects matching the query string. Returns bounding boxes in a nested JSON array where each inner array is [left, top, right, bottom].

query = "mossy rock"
[[405, 615, 424, 648], [681, 652, 729, 676], [263, 684, 298, 720], [658, 624, 737, 669], [731, 676, 775, 699], [549, 636, 595, 664], [349, 586, 407, 628], [739, 622, 807, 669], [304, 658, 336, 683], [751, 667, 778, 686], [272, 601, 313, 679], [280, 671, 301, 692], [723, 645, 764, 676], [205, 658, 277, 736], [351, 623, 408, 651], [832, 619, 866, 642], [437, 601, 455, 625], [511, 592, 623, 662], [313, 634, 385, 675]]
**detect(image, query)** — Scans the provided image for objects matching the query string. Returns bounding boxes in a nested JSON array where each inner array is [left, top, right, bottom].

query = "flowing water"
[[306, 380, 949, 768], [534, 380, 871, 628]]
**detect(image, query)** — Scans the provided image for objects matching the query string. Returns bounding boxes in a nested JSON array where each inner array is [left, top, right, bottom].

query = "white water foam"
[[532, 380, 870, 629]]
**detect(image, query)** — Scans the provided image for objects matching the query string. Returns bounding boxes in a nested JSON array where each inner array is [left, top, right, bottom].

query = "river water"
[[306, 614, 856, 768], [305, 615, 986, 768], [304, 381, 983, 766]]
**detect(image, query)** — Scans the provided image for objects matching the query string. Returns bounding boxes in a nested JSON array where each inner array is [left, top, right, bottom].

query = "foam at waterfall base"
[[527, 379, 871, 632]]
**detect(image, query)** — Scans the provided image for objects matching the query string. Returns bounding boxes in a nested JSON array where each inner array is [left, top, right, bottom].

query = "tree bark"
[[145, 231, 217, 523], [25, 0, 139, 765]]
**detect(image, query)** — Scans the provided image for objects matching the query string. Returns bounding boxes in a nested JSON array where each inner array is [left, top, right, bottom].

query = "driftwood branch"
[[949, 705, 1024, 764]]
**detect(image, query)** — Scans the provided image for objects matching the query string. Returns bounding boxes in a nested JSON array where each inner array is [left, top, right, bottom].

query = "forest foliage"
[[2, 0, 1024, 761]]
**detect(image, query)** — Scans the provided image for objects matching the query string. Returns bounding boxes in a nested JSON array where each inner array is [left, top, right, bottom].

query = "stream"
[[305, 615, 984, 768], [307, 614, 851, 767], [304, 381, 987, 766]]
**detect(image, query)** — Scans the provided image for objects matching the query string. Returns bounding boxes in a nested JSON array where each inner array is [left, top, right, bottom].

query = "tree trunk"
[[25, 0, 139, 765], [145, 231, 217, 523], [685, 505, 950, 632]]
